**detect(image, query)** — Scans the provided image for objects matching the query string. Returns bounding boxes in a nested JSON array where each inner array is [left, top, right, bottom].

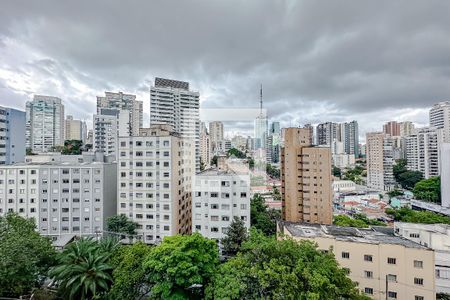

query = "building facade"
[[383, 121, 401, 137], [117, 125, 193, 244], [209, 121, 224, 154], [199, 122, 210, 169], [430, 101, 450, 143], [26, 95, 65, 153], [0, 153, 117, 243], [279, 222, 436, 300], [281, 127, 333, 224], [0, 106, 26, 165], [65, 115, 87, 142], [366, 132, 395, 191], [192, 168, 250, 241], [441, 143, 450, 208]]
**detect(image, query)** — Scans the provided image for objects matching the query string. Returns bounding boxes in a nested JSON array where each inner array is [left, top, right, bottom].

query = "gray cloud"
[[1, 0, 450, 138]]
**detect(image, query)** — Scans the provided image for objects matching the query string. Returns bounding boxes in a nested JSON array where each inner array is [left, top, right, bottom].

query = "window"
[[364, 271, 373, 278], [211, 204, 219, 209], [211, 227, 219, 232], [410, 233, 420, 238], [364, 288, 373, 295], [387, 274, 397, 282], [240, 204, 247, 210], [342, 252, 350, 259], [414, 260, 423, 268], [387, 257, 396, 264], [387, 291, 397, 299], [414, 278, 423, 285], [364, 255, 373, 262], [415, 296, 424, 300]]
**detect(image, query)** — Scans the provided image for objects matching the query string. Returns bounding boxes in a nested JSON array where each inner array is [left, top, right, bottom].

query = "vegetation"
[[205, 230, 369, 300], [250, 194, 281, 236], [386, 207, 450, 224], [106, 214, 139, 238], [332, 166, 342, 178], [266, 163, 280, 179], [413, 176, 441, 203], [387, 189, 404, 199], [342, 165, 365, 184], [221, 216, 248, 256], [272, 185, 281, 201], [333, 214, 386, 228], [393, 159, 424, 189], [211, 155, 218, 167], [0, 213, 56, 298], [227, 147, 246, 158], [62, 140, 83, 155], [26, 147, 36, 155]]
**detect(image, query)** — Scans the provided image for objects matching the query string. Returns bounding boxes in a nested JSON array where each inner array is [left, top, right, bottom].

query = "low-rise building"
[[333, 180, 357, 193], [278, 222, 436, 300], [0, 106, 26, 165]]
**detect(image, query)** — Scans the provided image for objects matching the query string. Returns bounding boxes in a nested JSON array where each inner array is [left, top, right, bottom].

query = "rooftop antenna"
[[260, 84, 263, 116]]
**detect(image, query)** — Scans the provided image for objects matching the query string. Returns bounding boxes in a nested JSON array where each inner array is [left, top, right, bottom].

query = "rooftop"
[[196, 167, 239, 176], [280, 221, 429, 249]]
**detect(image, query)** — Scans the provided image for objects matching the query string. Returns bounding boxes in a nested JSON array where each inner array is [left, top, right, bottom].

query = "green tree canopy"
[[332, 166, 342, 178], [143, 233, 219, 299], [333, 214, 386, 228], [250, 194, 281, 236], [62, 140, 83, 155], [221, 216, 248, 257], [393, 158, 407, 181], [413, 176, 441, 203], [0, 213, 56, 298], [227, 148, 246, 159], [266, 163, 280, 179], [386, 207, 450, 224], [205, 230, 369, 300], [106, 214, 139, 237]]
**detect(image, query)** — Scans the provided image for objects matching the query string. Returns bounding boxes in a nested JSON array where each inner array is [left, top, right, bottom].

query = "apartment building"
[[430, 101, 450, 143], [281, 127, 333, 225], [199, 122, 210, 169], [0, 106, 26, 165], [117, 125, 193, 244], [150, 77, 200, 171], [395, 222, 450, 294], [383, 121, 401, 137], [317, 121, 359, 157], [366, 132, 395, 191], [209, 121, 224, 154], [192, 167, 250, 241], [441, 143, 450, 208], [400, 121, 416, 137], [0, 153, 117, 243], [26, 95, 65, 153], [279, 222, 436, 300], [65, 115, 87, 142]]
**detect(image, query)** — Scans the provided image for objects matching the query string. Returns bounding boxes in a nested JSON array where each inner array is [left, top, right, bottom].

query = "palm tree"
[[49, 238, 113, 300]]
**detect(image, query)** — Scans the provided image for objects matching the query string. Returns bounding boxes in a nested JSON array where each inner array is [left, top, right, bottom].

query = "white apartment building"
[[332, 140, 356, 168], [400, 121, 416, 137], [317, 121, 359, 157], [26, 95, 65, 153], [0, 106, 26, 165], [150, 77, 200, 171], [395, 222, 450, 294], [199, 123, 210, 169], [117, 125, 193, 244], [441, 143, 450, 208], [209, 121, 224, 153], [405, 127, 442, 179], [192, 168, 250, 241], [279, 222, 436, 300], [366, 132, 395, 191], [0, 153, 117, 244], [65, 115, 87, 142], [430, 101, 450, 143]]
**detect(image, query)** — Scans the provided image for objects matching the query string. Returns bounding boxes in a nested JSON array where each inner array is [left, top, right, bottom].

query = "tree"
[[250, 194, 281, 236], [413, 176, 441, 203], [334, 214, 386, 228], [49, 238, 114, 300], [227, 148, 246, 159], [211, 155, 218, 167], [0, 213, 56, 297], [143, 233, 219, 299], [109, 242, 153, 300], [62, 140, 83, 155], [397, 170, 423, 189], [332, 166, 342, 178], [106, 214, 139, 238], [266, 163, 280, 179], [205, 230, 369, 300], [387, 189, 404, 199], [393, 158, 407, 181], [386, 207, 450, 224], [221, 216, 248, 256]]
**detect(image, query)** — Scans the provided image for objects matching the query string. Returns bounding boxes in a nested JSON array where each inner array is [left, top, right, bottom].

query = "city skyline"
[[1, 1, 450, 138]]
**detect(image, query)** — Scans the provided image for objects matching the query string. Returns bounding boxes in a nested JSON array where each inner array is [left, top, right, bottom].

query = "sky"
[[1, 0, 450, 140]]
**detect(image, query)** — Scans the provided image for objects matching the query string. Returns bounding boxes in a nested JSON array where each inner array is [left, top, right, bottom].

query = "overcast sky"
[[1, 1, 449, 139]]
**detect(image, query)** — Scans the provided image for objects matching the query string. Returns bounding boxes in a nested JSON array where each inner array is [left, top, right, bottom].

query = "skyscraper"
[[383, 121, 401, 136], [199, 122, 210, 169], [0, 106, 26, 164], [281, 127, 332, 225], [430, 101, 450, 143], [150, 77, 200, 171], [209, 121, 224, 154], [366, 132, 395, 191], [399, 121, 416, 137], [269, 122, 281, 163], [316, 122, 339, 148], [317, 121, 358, 157], [26, 95, 64, 153], [65, 115, 87, 142]]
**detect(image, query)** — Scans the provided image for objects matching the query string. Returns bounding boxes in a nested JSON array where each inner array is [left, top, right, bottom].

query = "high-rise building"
[[26, 95, 65, 153], [86, 130, 93, 145], [0, 106, 26, 165], [366, 132, 395, 191], [192, 166, 250, 242], [150, 77, 200, 171], [441, 143, 450, 208], [97, 91, 143, 136], [117, 125, 193, 244], [65, 115, 87, 142], [281, 127, 332, 224], [93, 109, 129, 159], [209, 121, 224, 154], [317, 122, 339, 147], [0, 153, 117, 244], [343, 120, 359, 156], [383, 121, 401, 136], [317, 121, 359, 157], [405, 127, 442, 179], [199, 122, 210, 169], [399, 121, 416, 137], [430, 101, 450, 143]]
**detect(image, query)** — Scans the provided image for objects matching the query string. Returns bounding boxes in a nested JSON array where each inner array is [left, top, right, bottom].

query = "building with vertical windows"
[[279, 222, 436, 300], [0, 153, 117, 244], [26, 95, 65, 153], [65, 115, 87, 142], [430, 101, 450, 143], [150, 77, 200, 171], [383, 121, 401, 137], [0, 106, 26, 165], [192, 166, 250, 241], [317, 121, 359, 157], [281, 127, 333, 225], [93, 109, 122, 159], [209, 121, 224, 155], [366, 132, 395, 191], [117, 125, 193, 244], [199, 122, 210, 169], [441, 143, 450, 208]]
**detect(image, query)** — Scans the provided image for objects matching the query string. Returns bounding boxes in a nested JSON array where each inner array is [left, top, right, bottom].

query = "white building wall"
[[441, 143, 450, 208]]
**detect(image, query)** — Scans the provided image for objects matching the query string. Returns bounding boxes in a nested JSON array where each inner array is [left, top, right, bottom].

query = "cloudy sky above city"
[[1, 0, 450, 139]]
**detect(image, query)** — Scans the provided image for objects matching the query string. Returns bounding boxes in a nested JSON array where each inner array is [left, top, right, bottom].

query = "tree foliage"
[[387, 189, 404, 199], [143, 233, 219, 299], [211, 155, 218, 167], [413, 176, 441, 203], [333, 214, 386, 228], [227, 148, 246, 159], [106, 214, 139, 237], [206, 230, 369, 300], [386, 207, 450, 224], [266, 163, 280, 179], [221, 216, 248, 256], [393, 159, 424, 189], [62, 140, 83, 155], [332, 166, 342, 178], [342, 165, 365, 184], [0, 213, 56, 298], [250, 194, 281, 236]]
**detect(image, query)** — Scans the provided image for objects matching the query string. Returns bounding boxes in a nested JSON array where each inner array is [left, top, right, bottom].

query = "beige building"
[[199, 122, 210, 169], [281, 127, 333, 225], [279, 222, 436, 300], [65, 115, 87, 142], [209, 121, 224, 154], [117, 125, 193, 244], [366, 132, 395, 191], [383, 121, 401, 137]]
